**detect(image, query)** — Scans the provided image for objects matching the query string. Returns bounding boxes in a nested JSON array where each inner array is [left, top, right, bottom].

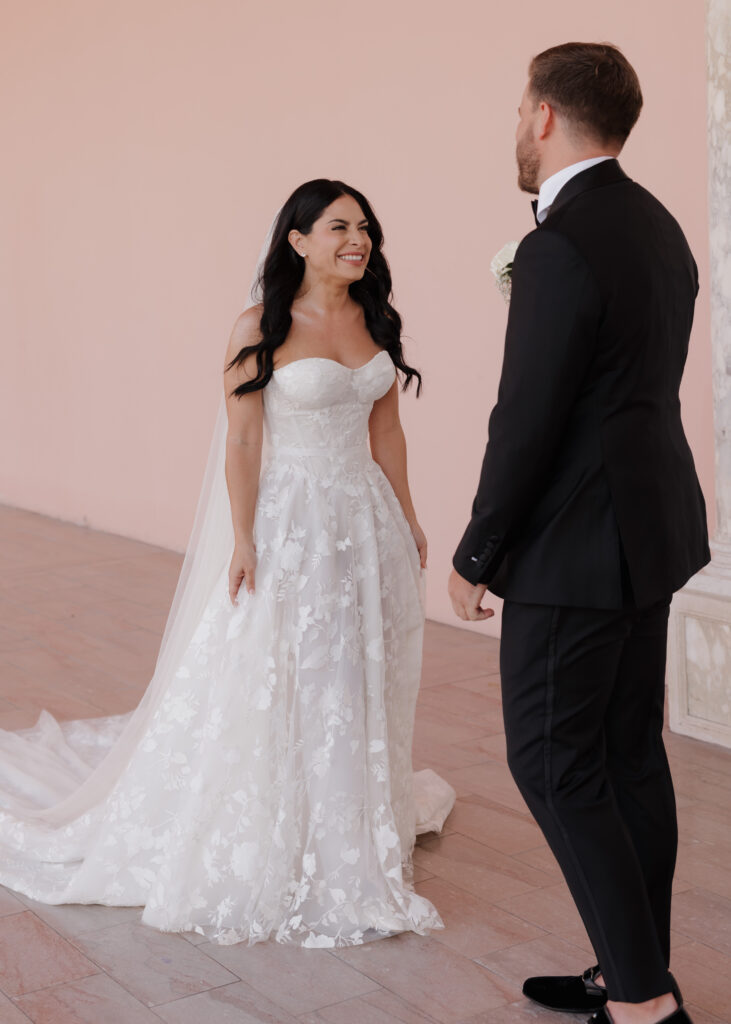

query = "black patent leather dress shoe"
[[588, 1008, 692, 1024], [523, 964, 607, 1013]]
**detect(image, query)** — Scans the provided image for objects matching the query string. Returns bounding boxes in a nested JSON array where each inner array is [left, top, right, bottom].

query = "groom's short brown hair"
[[529, 42, 643, 146]]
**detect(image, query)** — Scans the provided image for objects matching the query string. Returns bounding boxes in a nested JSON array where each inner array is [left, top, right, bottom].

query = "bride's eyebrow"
[[327, 218, 369, 226]]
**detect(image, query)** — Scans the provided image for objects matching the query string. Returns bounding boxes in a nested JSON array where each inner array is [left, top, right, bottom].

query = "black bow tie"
[[531, 199, 540, 226]]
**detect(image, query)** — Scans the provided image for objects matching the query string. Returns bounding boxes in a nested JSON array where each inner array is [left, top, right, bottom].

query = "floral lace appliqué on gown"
[[0, 350, 453, 946]]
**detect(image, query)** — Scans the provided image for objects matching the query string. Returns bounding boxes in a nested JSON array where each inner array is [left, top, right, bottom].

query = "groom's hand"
[[448, 569, 494, 622]]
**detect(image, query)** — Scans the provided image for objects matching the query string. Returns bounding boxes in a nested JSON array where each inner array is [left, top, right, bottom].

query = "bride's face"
[[293, 195, 372, 283]]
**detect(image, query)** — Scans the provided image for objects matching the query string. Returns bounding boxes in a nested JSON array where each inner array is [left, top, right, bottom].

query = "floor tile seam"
[[415, 716, 506, 737], [359, 988, 443, 1024], [197, 945, 382, 1017], [467, 956, 528, 991], [51, 572, 177, 594], [449, 797, 534, 823], [21, 903, 151, 969], [416, 833, 554, 884], [409, 856, 540, 897], [409, 866, 542, 906], [56, 913, 177, 960], [0, 676, 134, 709], [20, 653, 155, 695], [1, 961, 102, 1002], [0, 900, 27, 920], [484, 897, 583, 941], [12, 903, 146, 941], [669, 938, 731, 1001], [667, 929, 699, 950], [671, 780, 731, 804], [25, 644, 156, 689], [11, 555, 141, 575], [141, 976, 251, 1014], [36, 623, 162, 654], [6, 597, 168, 631], [678, 801, 731, 825], [443, 832, 548, 860], [0, 994, 35, 1023], [328, 962, 490, 1023], [492, 886, 574, 918], [672, 857, 731, 886], [444, 794, 530, 817], [293, 987, 415, 1023], [194, 936, 322, 983], [429, 920, 552, 961], [418, 680, 503, 698], [59, 618, 168, 641], [0, 687, 134, 720], [668, 926, 731, 958], [505, 840, 557, 860], [673, 883, 731, 905], [676, 840, 731, 866], [472, 931, 591, 977], [672, 758, 731, 778], [417, 756, 507, 774], [683, 1002, 727, 1023], [140, 974, 256, 1011], [389, 952, 521, 1014], [419, 671, 502, 689], [0, 645, 130, 684], [428, 888, 555, 938]]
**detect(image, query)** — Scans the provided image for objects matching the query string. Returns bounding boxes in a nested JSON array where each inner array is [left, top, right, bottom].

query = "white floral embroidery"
[[0, 352, 446, 948]]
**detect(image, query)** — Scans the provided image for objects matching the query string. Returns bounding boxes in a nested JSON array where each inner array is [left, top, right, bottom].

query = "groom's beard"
[[516, 133, 540, 195]]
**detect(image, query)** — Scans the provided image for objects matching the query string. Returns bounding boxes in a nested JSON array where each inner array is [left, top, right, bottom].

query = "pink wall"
[[0, 0, 713, 636]]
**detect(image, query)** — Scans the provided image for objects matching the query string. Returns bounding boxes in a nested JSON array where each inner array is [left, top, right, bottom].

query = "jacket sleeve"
[[453, 228, 602, 585]]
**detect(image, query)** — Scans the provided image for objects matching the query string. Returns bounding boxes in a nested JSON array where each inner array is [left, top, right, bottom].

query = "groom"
[[448, 43, 709, 1024]]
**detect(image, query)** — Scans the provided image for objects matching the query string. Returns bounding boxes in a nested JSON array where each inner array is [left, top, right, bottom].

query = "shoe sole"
[[523, 995, 607, 1014]]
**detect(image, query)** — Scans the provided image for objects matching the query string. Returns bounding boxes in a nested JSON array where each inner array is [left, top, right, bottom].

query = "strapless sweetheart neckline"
[[272, 349, 389, 375]]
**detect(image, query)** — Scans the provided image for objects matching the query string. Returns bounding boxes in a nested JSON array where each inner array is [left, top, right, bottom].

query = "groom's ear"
[[536, 100, 555, 140]]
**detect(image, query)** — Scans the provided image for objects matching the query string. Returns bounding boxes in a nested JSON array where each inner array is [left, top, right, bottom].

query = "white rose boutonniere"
[[491, 241, 519, 303]]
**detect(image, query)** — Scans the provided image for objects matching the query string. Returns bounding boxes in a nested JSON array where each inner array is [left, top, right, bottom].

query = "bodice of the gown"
[[0, 342, 456, 949], [263, 350, 395, 453]]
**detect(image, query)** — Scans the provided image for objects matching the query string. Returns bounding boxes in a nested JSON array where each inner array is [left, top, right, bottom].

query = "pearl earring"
[[299, 252, 306, 258]]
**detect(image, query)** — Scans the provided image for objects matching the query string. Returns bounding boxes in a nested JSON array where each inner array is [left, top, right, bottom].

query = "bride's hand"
[[229, 541, 257, 604], [410, 522, 428, 569]]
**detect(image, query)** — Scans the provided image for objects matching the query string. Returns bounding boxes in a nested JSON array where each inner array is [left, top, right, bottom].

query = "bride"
[[0, 178, 454, 947]]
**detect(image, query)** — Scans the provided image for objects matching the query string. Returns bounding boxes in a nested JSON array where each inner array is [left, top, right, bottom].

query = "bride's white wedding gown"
[[0, 349, 454, 947]]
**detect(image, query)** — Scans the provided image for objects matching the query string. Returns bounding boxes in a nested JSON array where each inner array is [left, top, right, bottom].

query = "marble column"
[[668, 0, 731, 749]]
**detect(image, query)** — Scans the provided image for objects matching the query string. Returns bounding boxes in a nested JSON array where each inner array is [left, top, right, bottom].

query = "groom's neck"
[[537, 139, 623, 189]]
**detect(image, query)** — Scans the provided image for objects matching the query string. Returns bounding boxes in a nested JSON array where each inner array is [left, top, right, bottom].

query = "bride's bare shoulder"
[[228, 305, 263, 352], [225, 304, 264, 380]]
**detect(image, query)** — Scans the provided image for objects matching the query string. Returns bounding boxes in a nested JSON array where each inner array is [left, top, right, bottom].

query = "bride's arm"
[[368, 381, 427, 568], [223, 308, 264, 603]]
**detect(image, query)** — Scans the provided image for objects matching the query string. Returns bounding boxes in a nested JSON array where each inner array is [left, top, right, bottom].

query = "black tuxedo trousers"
[[501, 596, 675, 1003]]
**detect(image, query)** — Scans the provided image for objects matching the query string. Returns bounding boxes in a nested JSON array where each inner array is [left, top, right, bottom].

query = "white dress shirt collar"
[[536, 156, 615, 223]]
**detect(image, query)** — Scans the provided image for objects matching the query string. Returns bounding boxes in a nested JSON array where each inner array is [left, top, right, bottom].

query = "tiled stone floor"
[[0, 504, 729, 1023]]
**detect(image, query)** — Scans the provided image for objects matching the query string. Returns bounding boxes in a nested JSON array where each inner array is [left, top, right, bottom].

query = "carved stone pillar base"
[[668, 542, 731, 749]]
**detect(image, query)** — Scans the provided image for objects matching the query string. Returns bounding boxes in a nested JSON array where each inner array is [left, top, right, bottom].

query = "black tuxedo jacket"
[[453, 159, 710, 609]]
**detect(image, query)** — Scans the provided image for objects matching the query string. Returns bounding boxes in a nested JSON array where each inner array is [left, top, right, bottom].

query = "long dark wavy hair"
[[226, 179, 422, 398]]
